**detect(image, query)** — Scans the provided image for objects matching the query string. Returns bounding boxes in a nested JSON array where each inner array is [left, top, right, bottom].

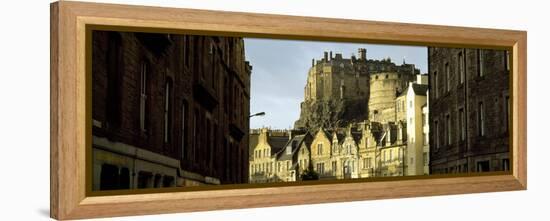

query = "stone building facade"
[[310, 127, 362, 180], [400, 83, 429, 175], [248, 129, 313, 183], [250, 120, 419, 183], [309, 121, 409, 179], [248, 129, 289, 183], [428, 47, 510, 174], [92, 31, 251, 190], [310, 128, 334, 179]]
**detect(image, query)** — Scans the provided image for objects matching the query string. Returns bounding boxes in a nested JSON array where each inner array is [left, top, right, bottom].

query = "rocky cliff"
[[294, 98, 368, 133]]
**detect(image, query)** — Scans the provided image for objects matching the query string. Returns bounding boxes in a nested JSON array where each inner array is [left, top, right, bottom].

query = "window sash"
[[164, 82, 170, 143], [139, 63, 147, 132]]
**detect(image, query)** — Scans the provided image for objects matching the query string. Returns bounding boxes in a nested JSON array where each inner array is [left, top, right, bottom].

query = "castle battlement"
[[295, 48, 421, 132]]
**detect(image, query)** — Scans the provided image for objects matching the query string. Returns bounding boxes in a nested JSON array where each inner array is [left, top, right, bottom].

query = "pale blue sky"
[[244, 38, 427, 129]]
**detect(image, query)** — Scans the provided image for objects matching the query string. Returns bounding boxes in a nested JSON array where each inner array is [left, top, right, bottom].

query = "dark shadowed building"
[[428, 47, 510, 174], [92, 31, 251, 190]]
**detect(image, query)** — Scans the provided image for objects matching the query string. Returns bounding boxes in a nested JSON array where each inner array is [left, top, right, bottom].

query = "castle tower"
[[368, 59, 419, 122], [295, 49, 370, 131]]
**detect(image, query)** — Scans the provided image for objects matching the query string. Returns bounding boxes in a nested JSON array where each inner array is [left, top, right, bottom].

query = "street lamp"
[[249, 112, 266, 118]]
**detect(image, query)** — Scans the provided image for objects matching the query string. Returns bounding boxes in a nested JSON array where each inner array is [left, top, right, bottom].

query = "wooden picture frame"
[[50, 1, 527, 220]]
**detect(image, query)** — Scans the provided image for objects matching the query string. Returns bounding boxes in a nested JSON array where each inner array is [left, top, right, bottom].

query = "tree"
[[300, 163, 319, 181]]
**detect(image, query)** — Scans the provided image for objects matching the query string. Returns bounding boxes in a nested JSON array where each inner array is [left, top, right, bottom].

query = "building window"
[[184, 36, 190, 68], [137, 171, 153, 189], [99, 164, 120, 190], [445, 62, 450, 92], [433, 71, 438, 98], [478, 102, 485, 136], [459, 108, 465, 141], [398, 148, 403, 159], [139, 62, 148, 132], [458, 51, 465, 84], [434, 120, 439, 149], [423, 133, 427, 145], [503, 159, 510, 171], [423, 152, 428, 166], [213, 123, 217, 169], [154, 174, 162, 188], [422, 113, 426, 127], [446, 114, 451, 145], [205, 118, 212, 168], [332, 161, 337, 174], [193, 110, 199, 161], [476, 161, 490, 172], [505, 50, 510, 72], [477, 49, 484, 77], [105, 33, 122, 130], [211, 53, 217, 90], [396, 101, 400, 112], [317, 143, 323, 155], [164, 81, 172, 143], [181, 101, 187, 160], [505, 95, 510, 133], [224, 76, 229, 114], [317, 163, 325, 175]]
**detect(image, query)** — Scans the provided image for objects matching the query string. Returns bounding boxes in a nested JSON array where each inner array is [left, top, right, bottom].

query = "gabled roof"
[[351, 132, 362, 144], [333, 132, 346, 145], [365, 122, 385, 146], [399, 83, 428, 97], [315, 128, 332, 141], [277, 135, 303, 161], [276, 132, 313, 161], [411, 84, 428, 96], [248, 133, 260, 160], [268, 136, 290, 156]]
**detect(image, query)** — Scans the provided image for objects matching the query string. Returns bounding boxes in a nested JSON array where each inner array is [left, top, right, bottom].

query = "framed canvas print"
[[50, 1, 527, 220]]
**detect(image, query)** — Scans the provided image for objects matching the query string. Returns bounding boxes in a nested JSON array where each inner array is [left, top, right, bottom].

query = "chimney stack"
[[288, 130, 293, 140], [324, 51, 328, 61], [358, 48, 367, 60]]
